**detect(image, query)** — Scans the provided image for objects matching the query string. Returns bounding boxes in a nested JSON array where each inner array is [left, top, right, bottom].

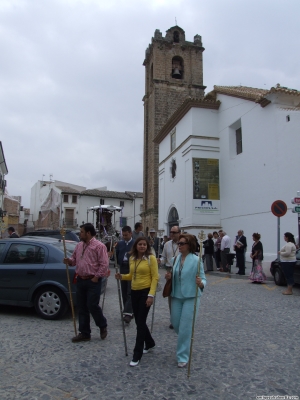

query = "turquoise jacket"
[[171, 253, 207, 298]]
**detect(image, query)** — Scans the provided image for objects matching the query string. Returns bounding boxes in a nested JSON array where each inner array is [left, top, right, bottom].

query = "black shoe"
[[123, 315, 132, 324], [100, 327, 107, 340], [72, 333, 91, 343], [169, 324, 174, 329]]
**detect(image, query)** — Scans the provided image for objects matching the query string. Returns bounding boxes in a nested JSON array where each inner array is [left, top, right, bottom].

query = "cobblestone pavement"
[[1, 268, 299, 400]]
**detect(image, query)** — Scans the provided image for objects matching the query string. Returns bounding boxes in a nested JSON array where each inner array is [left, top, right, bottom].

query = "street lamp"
[[133, 192, 137, 226]]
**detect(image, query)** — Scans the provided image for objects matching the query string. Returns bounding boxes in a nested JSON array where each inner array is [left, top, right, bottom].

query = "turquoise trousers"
[[171, 296, 200, 363]]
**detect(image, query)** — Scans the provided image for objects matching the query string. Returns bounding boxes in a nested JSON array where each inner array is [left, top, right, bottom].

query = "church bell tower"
[[142, 26, 205, 233]]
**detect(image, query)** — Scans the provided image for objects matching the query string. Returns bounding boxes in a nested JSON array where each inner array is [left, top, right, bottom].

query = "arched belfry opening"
[[173, 31, 180, 43], [172, 56, 183, 79], [168, 207, 179, 231]]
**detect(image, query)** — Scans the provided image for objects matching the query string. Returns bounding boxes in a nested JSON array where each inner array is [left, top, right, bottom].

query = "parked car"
[[270, 249, 300, 286], [21, 229, 80, 242], [0, 237, 107, 320]]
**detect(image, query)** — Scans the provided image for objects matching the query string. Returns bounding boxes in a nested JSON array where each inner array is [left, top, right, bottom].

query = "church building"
[[143, 25, 300, 262]]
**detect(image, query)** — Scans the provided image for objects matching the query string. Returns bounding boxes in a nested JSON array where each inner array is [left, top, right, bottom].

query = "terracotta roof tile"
[[81, 189, 143, 199], [56, 186, 81, 194]]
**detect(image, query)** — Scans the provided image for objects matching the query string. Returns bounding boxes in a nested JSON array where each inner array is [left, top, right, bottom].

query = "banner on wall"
[[193, 199, 220, 214]]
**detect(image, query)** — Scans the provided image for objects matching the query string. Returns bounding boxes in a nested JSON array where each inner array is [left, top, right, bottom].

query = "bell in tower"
[[172, 57, 183, 79]]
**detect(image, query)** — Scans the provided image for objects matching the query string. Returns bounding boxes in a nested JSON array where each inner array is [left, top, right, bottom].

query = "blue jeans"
[[280, 262, 295, 286], [76, 277, 107, 337], [171, 296, 200, 363]]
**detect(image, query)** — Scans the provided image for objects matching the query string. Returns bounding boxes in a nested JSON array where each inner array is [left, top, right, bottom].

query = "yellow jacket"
[[121, 255, 159, 296]]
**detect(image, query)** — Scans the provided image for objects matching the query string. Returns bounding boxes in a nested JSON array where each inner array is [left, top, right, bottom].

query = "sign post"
[[271, 200, 287, 256], [291, 191, 300, 247]]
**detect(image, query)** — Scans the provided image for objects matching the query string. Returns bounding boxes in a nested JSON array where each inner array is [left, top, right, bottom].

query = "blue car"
[[0, 237, 107, 320]]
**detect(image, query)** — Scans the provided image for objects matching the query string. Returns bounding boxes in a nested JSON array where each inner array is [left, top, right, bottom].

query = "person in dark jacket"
[[115, 226, 135, 323], [203, 233, 214, 271], [234, 230, 247, 275], [8, 227, 19, 238]]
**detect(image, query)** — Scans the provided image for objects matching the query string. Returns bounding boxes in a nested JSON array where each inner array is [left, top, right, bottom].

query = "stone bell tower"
[[142, 25, 206, 233]]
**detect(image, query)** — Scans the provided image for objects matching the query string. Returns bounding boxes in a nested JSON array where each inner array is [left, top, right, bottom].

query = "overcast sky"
[[1, 0, 299, 207]]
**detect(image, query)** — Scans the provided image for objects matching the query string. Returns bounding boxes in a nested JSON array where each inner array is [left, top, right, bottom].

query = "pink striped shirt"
[[69, 237, 109, 278]]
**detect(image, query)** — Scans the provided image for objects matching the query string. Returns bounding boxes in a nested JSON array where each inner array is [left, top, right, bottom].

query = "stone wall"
[[143, 26, 205, 232]]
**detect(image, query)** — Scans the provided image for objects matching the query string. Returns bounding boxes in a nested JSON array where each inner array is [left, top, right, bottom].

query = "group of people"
[[63, 222, 206, 369]]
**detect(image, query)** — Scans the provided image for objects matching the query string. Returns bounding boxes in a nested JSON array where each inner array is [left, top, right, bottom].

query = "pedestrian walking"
[[63, 223, 109, 342], [278, 232, 296, 295], [220, 231, 231, 272], [203, 233, 214, 271], [8, 227, 19, 238], [158, 226, 180, 329], [115, 226, 134, 323], [164, 234, 206, 368], [234, 230, 247, 275], [115, 237, 159, 367], [249, 233, 266, 283]]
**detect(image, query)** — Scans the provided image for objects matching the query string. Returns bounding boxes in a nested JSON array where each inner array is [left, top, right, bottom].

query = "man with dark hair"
[[64, 223, 109, 342], [132, 222, 144, 241], [8, 227, 19, 238], [158, 225, 180, 329], [116, 225, 134, 323]]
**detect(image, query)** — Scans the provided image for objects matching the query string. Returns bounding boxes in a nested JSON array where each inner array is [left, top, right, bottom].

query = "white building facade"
[[30, 180, 143, 233], [155, 85, 300, 262]]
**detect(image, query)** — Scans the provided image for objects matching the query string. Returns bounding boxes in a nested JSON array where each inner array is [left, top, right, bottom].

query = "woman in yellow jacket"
[[115, 236, 159, 367]]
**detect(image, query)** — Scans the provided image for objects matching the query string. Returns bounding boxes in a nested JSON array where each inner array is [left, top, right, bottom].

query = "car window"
[[0, 243, 6, 259], [4, 244, 46, 264], [52, 241, 77, 257]]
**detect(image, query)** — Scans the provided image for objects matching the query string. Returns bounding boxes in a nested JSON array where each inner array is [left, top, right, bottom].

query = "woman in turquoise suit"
[[165, 233, 206, 368]]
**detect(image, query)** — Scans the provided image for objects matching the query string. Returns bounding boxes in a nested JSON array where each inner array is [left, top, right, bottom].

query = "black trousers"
[[120, 262, 133, 315], [236, 252, 245, 275], [76, 277, 107, 336], [131, 288, 155, 362]]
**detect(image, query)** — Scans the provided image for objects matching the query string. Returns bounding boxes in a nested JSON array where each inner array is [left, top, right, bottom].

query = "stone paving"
[[0, 267, 299, 400]]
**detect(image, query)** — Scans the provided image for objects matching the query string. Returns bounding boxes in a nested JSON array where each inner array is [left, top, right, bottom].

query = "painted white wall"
[[158, 94, 300, 264]]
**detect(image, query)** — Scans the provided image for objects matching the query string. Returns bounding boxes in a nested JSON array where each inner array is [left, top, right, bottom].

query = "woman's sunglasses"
[[177, 242, 188, 246]]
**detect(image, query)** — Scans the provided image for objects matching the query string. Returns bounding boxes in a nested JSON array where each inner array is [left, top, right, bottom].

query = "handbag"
[[162, 256, 177, 298]]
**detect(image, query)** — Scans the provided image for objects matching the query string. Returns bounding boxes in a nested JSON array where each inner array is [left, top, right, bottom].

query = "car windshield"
[[52, 241, 77, 257]]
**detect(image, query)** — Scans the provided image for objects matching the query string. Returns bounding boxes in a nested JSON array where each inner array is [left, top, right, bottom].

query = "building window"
[[236, 128, 242, 155], [120, 217, 127, 227], [171, 159, 177, 179], [120, 201, 124, 207], [173, 31, 180, 43], [72, 195, 77, 204], [170, 128, 176, 152], [100, 199, 105, 205], [193, 158, 219, 200], [63, 194, 69, 203]]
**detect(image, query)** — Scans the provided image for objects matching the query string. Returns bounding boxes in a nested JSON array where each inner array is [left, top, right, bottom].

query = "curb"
[[206, 270, 274, 282]]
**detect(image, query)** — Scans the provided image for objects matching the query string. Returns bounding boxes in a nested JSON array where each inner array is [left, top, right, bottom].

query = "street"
[[0, 268, 299, 400]]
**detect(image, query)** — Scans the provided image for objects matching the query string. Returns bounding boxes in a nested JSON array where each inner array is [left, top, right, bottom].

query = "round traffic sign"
[[271, 200, 287, 217]]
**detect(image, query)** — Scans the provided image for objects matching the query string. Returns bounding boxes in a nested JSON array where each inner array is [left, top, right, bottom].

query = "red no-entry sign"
[[271, 200, 287, 217]]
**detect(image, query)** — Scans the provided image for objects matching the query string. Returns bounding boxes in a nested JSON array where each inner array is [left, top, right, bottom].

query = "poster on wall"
[[193, 157, 220, 213]]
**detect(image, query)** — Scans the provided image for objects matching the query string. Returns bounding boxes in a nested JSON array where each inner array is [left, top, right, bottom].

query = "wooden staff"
[[187, 230, 206, 378], [150, 296, 156, 333], [101, 236, 113, 311], [60, 227, 77, 336], [113, 246, 128, 356]]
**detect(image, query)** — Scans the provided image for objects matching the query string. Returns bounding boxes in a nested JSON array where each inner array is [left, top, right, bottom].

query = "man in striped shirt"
[[64, 223, 109, 342]]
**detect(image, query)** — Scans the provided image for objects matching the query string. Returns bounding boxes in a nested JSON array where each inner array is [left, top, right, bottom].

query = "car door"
[[294, 250, 300, 284], [0, 242, 47, 302]]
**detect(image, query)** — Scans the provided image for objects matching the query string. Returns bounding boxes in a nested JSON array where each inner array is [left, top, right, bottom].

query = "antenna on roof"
[[175, 17, 177, 25]]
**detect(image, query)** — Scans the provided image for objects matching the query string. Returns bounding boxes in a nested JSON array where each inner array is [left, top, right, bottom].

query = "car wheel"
[[274, 267, 286, 286], [34, 286, 68, 320]]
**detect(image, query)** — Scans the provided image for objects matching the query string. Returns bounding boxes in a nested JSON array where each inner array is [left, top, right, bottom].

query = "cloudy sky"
[[1, 0, 299, 207]]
